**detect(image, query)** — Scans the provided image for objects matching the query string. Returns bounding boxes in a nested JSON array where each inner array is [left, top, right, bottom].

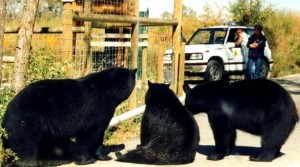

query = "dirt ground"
[[61, 74, 300, 167]]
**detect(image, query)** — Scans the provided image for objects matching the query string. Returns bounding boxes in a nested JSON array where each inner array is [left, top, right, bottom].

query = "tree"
[[12, 0, 39, 92], [161, 11, 172, 19], [200, 2, 227, 27], [182, 5, 201, 40], [229, 0, 274, 26], [0, 0, 7, 86]]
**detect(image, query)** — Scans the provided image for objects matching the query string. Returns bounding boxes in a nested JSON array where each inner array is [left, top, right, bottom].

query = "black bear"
[[183, 79, 299, 162], [1, 67, 136, 166], [116, 81, 199, 164]]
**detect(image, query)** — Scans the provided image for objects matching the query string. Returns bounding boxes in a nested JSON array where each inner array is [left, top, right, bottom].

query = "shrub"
[[264, 11, 300, 77], [26, 47, 67, 84], [0, 88, 16, 166]]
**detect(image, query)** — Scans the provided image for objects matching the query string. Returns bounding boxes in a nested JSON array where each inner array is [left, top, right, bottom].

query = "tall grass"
[[264, 11, 300, 77]]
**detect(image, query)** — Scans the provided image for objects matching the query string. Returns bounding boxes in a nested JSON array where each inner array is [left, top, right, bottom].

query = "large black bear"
[[183, 79, 299, 162], [2, 67, 136, 166], [116, 81, 199, 164]]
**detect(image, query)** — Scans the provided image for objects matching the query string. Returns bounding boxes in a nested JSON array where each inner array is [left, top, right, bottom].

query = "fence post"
[[117, 27, 124, 67], [0, 0, 6, 86], [83, 0, 92, 75], [128, 0, 139, 110], [62, 0, 74, 64], [142, 46, 148, 90], [171, 0, 182, 94], [157, 41, 164, 83], [177, 42, 185, 96]]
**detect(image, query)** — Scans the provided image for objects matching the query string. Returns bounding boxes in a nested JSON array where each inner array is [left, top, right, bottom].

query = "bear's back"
[[143, 82, 199, 151]]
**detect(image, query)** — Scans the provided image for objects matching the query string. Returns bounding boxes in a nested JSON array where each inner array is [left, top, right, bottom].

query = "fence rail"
[[2, 0, 185, 122], [109, 95, 185, 126]]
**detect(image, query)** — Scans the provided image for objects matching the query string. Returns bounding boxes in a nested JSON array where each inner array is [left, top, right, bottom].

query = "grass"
[[104, 117, 141, 145], [104, 87, 146, 145]]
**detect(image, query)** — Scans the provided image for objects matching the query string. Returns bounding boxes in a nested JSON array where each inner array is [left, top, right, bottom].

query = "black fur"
[[1, 67, 136, 166], [116, 81, 199, 164], [183, 79, 299, 161]]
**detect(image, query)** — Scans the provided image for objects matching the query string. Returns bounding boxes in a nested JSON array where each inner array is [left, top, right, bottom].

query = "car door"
[[225, 27, 245, 72]]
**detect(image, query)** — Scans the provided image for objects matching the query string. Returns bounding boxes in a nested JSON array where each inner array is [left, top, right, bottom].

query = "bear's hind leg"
[[250, 126, 288, 162], [249, 148, 278, 162], [250, 137, 282, 162], [115, 147, 151, 164], [9, 135, 39, 166], [251, 119, 297, 162]]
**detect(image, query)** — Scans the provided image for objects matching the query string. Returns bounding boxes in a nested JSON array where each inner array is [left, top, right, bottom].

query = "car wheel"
[[260, 59, 269, 79], [204, 60, 223, 81]]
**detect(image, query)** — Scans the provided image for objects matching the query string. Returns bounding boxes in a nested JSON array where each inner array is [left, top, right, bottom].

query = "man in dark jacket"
[[245, 24, 266, 79]]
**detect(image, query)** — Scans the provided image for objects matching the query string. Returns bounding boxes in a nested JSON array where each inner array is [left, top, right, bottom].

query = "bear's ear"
[[183, 83, 191, 95], [148, 80, 153, 87], [131, 68, 137, 74]]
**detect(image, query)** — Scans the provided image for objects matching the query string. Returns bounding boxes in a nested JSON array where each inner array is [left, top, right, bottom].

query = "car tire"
[[260, 59, 269, 79], [204, 60, 223, 81]]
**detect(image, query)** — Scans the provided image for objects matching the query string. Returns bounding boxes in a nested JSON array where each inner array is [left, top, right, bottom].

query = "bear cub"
[[2, 67, 136, 166], [116, 81, 199, 165], [183, 79, 299, 162]]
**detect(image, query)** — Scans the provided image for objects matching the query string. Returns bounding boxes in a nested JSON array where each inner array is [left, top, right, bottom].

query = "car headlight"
[[163, 54, 172, 61], [190, 53, 203, 60]]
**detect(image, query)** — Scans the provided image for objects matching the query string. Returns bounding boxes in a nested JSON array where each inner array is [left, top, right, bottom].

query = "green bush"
[[0, 88, 16, 166], [26, 47, 67, 84]]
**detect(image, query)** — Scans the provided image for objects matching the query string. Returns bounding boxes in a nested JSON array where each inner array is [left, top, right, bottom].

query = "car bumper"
[[185, 63, 206, 73]]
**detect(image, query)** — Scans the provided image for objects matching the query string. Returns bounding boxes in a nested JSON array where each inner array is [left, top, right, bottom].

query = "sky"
[[139, 0, 300, 18]]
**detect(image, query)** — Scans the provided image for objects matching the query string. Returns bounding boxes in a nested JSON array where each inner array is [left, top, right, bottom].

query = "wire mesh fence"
[[2, 0, 176, 110], [73, 0, 131, 15]]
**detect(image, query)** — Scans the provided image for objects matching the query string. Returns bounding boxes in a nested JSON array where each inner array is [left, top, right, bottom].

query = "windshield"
[[187, 28, 227, 45]]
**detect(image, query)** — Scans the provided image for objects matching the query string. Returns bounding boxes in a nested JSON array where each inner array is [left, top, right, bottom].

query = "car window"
[[188, 30, 210, 44], [227, 28, 238, 43], [227, 28, 255, 43], [214, 31, 226, 44], [245, 28, 254, 36], [187, 28, 227, 45]]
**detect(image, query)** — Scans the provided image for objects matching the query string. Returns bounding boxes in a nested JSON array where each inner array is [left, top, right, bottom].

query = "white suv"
[[163, 26, 273, 81]]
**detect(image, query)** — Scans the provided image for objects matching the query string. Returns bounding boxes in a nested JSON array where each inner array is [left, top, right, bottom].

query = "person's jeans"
[[245, 57, 261, 79]]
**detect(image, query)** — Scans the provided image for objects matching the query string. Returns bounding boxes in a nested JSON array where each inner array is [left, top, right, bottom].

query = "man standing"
[[246, 24, 266, 79], [235, 28, 249, 65]]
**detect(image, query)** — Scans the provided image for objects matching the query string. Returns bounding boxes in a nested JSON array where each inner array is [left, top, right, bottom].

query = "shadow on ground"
[[197, 145, 285, 158], [197, 145, 260, 156]]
